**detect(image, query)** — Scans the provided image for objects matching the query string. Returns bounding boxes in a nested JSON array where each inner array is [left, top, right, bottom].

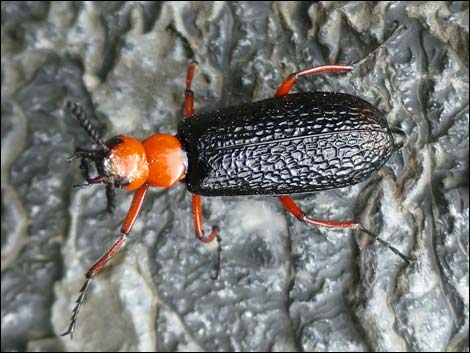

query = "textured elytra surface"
[[179, 92, 394, 195], [1, 1, 469, 352]]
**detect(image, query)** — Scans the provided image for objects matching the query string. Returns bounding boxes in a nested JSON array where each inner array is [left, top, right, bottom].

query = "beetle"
[[61, 62, 411, 338]]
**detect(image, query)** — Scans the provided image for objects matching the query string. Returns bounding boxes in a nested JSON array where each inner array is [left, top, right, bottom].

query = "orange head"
[[102, 136, 149, 190]]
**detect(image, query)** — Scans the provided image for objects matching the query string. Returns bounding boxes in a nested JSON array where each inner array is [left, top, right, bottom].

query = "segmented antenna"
[[61, 277, 92, 339], [65, 100, 107, 150], [358, 225, 412, 264], [210, 233, 222, 280]]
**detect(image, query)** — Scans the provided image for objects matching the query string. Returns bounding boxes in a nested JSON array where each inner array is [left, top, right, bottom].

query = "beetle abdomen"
[[177, 92, 394, 196]]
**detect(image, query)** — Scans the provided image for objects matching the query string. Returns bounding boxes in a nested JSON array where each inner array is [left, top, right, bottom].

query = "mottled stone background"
[[1, 1, 468, 352]]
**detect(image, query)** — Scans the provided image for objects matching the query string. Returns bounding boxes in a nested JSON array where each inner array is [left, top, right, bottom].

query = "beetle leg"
[[183, 63, 219, 242], [275, 65, 353, 97], [279, 195, 357, 228], [278, 195, 411, 264], [105, 183, 116, 214], [192, 194, 222, 279], [88, 184, 148, 276], [192, 194, 219, 243], [184, 63, 222, 274], [184, 63, 221, 277], [210, 233, 222, 280], [183, 64, 219, 243], [62, 184, 149, 338]]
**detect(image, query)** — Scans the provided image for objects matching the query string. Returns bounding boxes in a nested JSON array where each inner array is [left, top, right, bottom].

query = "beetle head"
[[70, 136, 149, 191], [65, 101, 150, 192], [101, 135, 149, 190]]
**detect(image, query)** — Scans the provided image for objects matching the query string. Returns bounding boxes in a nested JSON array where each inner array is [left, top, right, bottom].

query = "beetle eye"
[[105, 136, 123, 149]]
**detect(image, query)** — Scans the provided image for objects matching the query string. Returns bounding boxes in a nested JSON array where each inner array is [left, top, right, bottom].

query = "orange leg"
[[86, 184, 149, 278], [62, 184, 149, 338], [275, 64, 353, 97], [278, 195, 411, 264], [192, 194, 219, 243], [184, 63, 219, 244], [278, 195, 357, 229]]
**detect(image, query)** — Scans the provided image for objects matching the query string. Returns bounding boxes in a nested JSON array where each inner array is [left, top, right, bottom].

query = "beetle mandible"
[[61, 60, 412, 338]]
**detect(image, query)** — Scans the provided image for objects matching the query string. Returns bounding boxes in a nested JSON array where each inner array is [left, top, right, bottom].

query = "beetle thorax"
[[142, 133, 187, 188]]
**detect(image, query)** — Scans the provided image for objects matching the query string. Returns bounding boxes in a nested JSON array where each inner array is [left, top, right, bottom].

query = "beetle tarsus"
[[358, 225, 413, 264], [61, 277, 92, 340], [350, 24, 407, 68], [210, 233, 222, 280]]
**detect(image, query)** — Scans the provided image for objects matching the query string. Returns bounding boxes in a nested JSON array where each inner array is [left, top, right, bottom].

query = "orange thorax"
[[142, 134, 187, 188]]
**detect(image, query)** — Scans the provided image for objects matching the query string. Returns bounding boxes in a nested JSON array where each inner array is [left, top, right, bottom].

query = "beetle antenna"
[[210, 234, 222, 280], [61, 277, 92, 339], [358, 225, 412, 264], [65, 100, 108, 150]]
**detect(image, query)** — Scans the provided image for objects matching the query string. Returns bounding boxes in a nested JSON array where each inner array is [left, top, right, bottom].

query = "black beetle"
[[61, 62, 411, 338]]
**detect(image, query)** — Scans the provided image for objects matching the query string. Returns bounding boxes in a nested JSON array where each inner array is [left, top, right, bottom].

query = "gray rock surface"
[[1, 1, 468, 352]]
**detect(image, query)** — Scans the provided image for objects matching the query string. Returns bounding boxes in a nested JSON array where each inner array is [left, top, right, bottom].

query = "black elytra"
[[178, 92, 396, 196]]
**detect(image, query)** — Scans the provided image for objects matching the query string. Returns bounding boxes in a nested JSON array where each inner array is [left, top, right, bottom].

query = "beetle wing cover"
[[178, 92, 393, 196]]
